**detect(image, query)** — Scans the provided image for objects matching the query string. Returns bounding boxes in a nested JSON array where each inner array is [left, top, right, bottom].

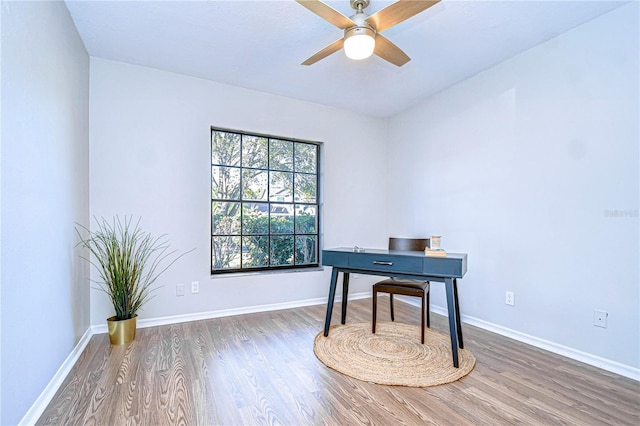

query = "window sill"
[[210, 266, 324, 279]]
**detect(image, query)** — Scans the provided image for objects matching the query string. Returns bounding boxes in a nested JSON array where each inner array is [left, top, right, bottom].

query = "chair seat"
[[375, 278, 428, 290]]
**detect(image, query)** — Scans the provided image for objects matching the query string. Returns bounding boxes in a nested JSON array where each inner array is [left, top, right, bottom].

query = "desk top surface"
[[322, 247, 467, 278], [323, 247, 467, 260]]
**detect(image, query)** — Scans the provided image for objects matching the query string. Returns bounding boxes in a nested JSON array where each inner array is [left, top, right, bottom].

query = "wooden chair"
[[372, 238, 430, 344]]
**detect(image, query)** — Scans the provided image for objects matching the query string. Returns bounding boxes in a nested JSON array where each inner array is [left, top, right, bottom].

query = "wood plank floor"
[[37, 298, 639, 425]]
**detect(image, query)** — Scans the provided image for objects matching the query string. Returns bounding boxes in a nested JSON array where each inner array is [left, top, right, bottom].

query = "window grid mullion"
[[292, 142, 297, 264], [267, 138, 271, 265], [239, 134, 244, 269]]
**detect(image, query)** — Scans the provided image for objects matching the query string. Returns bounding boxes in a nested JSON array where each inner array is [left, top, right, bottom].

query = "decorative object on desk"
[[425, 235, 446, 257], [425, 248, 447, 257], [430, 235, 442, 250], [314, 322, 475, 387], [76, 216, 193, 345]]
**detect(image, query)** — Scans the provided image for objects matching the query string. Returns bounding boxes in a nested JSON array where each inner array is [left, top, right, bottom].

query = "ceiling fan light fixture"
[[343, 26, 375, 60]]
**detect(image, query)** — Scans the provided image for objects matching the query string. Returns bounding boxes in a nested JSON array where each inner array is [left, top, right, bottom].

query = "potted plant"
[[76, 216, 190, 345]]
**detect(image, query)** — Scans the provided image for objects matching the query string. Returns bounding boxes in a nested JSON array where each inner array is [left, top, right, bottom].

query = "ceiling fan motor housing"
[[344, 25, 375, 39], [346, 7, 375, 39]]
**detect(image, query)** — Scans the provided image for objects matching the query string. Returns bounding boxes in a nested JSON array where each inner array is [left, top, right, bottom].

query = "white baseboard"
[[397, 296, 640, 381], [19, 327, 94, 426], [91, 291, 371, 334]]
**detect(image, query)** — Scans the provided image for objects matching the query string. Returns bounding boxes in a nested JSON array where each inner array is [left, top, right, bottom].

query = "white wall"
[[89, 58, 388, 324], [0, 1, 90, 424], [388, 3, 639, 369]]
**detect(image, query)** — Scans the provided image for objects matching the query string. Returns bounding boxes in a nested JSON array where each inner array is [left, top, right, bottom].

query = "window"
[[211, 128, 321, 274]]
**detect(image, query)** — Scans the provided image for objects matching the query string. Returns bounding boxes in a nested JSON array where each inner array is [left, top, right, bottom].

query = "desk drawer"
[[348, 253, 423, 274], [422, 256, 467, 278], [322, 250, 349, 268]]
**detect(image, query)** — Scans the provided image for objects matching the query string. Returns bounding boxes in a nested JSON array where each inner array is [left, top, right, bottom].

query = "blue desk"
[[322, 247, 468, 368]]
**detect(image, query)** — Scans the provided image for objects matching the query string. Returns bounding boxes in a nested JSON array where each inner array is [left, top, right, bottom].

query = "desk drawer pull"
[[373, 261, 393, 266]]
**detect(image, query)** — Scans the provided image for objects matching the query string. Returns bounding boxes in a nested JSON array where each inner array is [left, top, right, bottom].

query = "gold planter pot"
[[107, 315, 137, 345]]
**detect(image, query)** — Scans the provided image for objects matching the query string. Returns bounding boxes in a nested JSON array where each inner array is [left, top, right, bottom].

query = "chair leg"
[[389, 293, 395, 322], [372, 287, 377, 334], [421, 291, 426, 344], [426, 288, 431, 328]]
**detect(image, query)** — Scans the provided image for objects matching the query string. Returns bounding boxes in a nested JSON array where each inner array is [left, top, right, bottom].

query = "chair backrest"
[[388, 237, 429, 252]]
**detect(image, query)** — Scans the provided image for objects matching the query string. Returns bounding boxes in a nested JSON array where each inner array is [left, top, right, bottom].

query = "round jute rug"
[[314, 321, 475, 387]]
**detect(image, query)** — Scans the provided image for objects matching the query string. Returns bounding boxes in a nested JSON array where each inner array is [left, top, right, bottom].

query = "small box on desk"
[[425, 249, 447, 257]]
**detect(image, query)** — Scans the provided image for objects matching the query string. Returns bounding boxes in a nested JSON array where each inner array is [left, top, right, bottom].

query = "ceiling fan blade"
[[301, 38, 345, 65], [366, 0, 440, 32], [296, 0, 356, 29], [374, 34, 411, 67]]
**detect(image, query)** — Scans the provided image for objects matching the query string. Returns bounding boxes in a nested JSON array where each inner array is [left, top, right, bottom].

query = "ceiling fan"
[[296, 0, 440, 66]]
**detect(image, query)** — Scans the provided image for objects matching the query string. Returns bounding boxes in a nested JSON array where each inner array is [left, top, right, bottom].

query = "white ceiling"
[[64, 0, 626, 117]]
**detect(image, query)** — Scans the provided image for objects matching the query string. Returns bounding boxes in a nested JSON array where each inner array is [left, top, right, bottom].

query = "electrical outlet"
[[505, 291, 515, 306], [594, 309, 608, 328], [176, 283, 185, 296], [191, 281, 199, 294]]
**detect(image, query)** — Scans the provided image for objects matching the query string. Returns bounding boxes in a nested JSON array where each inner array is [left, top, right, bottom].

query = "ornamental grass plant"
[[76, 216, 190, 320]]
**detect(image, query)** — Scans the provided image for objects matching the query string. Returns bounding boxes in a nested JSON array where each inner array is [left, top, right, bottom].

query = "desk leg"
[[445, 277, 460, 368], [324, 268, 339, 336], [453, 278, 464, 349], [341, 273, 350, 324]]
